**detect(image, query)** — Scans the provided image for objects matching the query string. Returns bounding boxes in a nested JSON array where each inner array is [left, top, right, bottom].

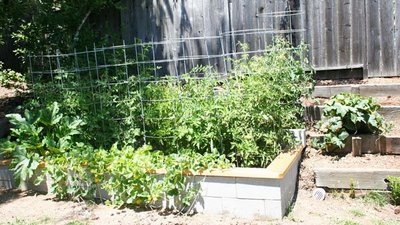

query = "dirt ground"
[[0, 147, 399, 225]]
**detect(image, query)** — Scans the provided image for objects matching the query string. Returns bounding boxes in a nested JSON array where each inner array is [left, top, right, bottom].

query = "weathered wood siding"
[[121, 0, 400, 78]]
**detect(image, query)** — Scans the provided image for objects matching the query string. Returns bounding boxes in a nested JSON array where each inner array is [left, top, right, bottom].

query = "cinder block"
[[265, 199, 283, 218], [235, 178, 281, 200], [198, 176, 236, 198], [222, 198, 266, 218], [280, 162, 299, 212], [194, 196, 223, 214]]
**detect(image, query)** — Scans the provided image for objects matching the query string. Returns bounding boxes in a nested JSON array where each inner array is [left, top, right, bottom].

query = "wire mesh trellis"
[[28, 10, 307, 150]]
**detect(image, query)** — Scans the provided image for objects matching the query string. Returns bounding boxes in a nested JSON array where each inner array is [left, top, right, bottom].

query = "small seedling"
[[349, 179, 356, 199], [335, 219, 361, 225], [349, 209, 365, 217]]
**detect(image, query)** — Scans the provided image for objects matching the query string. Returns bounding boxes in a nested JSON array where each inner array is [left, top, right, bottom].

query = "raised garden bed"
[[0, 145, 304, 219]]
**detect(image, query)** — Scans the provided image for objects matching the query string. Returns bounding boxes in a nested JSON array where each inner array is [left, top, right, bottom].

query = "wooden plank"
[[311, 85, 354, 98], [326, 134, 383, 155], [243, 0, 257, 50], [359, 84, 400, 97], [396, 0, 400, 76], [380, 0, 396, 77], [331, 0, 339, 67], [315, 168, 400, 189], [318, 1, 327, 68], [366, 0, 382, 77], [351, 0, 365, 66], [352, 137, 362, 157], [305, 0, 315, 66], [312, 0, 322, 67], [385, 136, 400, 155], [338, 0, 351, 66]]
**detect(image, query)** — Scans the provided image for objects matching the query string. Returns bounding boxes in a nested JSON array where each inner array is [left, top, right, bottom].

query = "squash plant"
[[0, 102, 85, 183], [315, 93, 391, 150]]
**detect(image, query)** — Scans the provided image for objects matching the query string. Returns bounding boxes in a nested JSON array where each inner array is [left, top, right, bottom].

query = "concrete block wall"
[[193, 154, 301, 219]]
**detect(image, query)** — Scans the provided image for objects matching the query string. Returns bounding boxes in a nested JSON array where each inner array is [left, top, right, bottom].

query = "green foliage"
[[41, 143, 231, 208], [335, 219, 361, 225], [144, 39, 313, 167], [0, 102, 84, 182], [102, 144, 163, 207], [363, 191, 390, 207], [386, 176, 400, 205], [28, 76, 141, 148], [0, 62, 25, 89], [103, 144, 231, 208], [349, 209, 365, 217], [0, 0, 121, 65], [41, 143, 108, 200], [315, 93, 390, 150]]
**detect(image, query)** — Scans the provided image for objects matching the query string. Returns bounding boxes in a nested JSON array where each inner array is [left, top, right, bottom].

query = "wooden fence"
[[68, 0, 400, 78], [304, 0, 400, 78]]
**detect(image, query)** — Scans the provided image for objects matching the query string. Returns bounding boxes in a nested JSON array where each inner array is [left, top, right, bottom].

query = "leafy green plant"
[[103, 144, 231, 208], [0, 61, 25, 89], [386, 176, 400, 205], [40, 143, 108, 200], [315, 93, 390, 150], [144, 38, 313, 167], [102, 144, 163, 207], [0, 102, 84, 183]]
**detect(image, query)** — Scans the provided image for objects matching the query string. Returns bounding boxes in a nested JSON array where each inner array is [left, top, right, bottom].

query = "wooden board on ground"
[[311, 84, 400, 98], [385, 136, 400, 155], [314, 167, 400, 189]]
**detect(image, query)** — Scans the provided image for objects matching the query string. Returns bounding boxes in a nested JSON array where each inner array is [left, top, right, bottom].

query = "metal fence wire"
[[28, 10, 306, 146]]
